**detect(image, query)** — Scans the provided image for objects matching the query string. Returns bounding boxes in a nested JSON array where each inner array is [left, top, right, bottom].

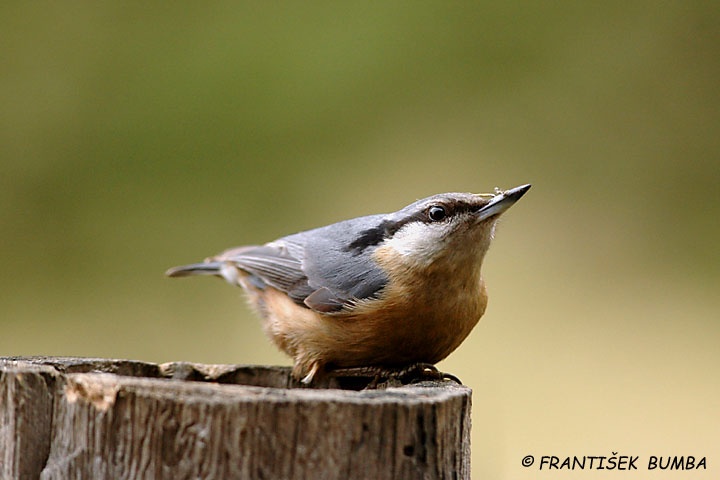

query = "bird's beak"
[[475, 184, 531, 222]]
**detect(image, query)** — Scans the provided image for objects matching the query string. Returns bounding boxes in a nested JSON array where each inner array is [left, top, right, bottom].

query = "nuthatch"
[[166, 184, 530, 384]]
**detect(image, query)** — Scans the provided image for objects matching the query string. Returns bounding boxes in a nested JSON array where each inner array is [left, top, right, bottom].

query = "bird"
[[166, 184, 530, 384]]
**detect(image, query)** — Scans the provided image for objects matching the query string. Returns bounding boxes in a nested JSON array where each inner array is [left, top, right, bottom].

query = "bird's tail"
[[165, 262, 223, 278]]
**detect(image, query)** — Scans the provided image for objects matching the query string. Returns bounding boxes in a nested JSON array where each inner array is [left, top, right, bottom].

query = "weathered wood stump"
[[0, 357, 471, 480]]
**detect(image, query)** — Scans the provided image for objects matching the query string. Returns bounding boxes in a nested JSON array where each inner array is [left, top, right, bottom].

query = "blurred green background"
[[2, 2, 718, 478]]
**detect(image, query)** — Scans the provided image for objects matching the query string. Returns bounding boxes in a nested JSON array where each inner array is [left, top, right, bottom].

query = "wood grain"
[[0, 357, 470, 480]]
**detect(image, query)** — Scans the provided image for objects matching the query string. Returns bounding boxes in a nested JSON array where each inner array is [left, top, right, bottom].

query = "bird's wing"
[[286, 220, 390, 313], [214, 244, 312, 298], [217, 224, 389, 313]]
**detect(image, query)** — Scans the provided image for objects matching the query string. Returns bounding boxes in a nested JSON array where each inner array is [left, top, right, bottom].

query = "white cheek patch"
[[383, 222, 445, 265]]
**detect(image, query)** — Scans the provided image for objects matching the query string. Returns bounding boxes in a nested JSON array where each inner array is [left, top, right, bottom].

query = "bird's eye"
[[427, 205, 447, 222]]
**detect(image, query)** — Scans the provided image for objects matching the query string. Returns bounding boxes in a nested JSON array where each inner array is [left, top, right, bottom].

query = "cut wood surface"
[[0, 357, 471, 480]]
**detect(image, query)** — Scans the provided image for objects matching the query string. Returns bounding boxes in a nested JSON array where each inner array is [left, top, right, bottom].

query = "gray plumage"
[[167, 213, 393, 313]]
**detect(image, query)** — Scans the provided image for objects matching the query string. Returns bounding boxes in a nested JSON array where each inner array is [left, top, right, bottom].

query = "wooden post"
[[0, 357, 471, 480]]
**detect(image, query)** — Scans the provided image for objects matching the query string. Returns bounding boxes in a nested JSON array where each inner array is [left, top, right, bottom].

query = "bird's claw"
[[329, 363, 462, 389]]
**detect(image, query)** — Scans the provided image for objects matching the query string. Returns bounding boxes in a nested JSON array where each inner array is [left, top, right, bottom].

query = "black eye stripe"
[[425, 200, 483, 223], [345, 199, 482, 253]]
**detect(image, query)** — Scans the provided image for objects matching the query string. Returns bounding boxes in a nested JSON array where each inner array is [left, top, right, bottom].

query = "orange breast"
[[244, 243, 489, 377]]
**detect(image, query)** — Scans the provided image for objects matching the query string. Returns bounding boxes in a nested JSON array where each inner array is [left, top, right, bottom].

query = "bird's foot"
[[329, 363, 462, 389]]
